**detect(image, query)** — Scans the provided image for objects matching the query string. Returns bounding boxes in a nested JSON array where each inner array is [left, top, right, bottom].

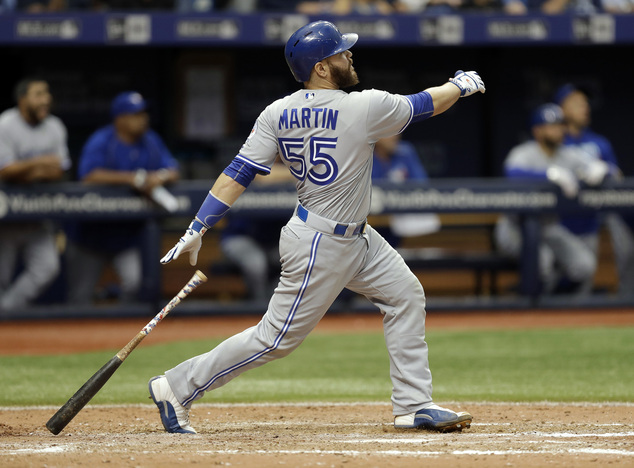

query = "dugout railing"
[[2, 178, 634, 319]]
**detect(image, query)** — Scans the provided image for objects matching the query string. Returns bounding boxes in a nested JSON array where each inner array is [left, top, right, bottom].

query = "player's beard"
[[542, 134, 562, 151], [25, 103, 48, 125], [330, 62, 359, 89]]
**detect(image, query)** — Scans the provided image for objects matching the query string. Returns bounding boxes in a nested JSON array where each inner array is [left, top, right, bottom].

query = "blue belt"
[[296, 204, 366, 237]]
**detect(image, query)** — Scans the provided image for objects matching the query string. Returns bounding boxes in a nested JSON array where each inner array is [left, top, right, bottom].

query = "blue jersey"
[[563, 129, 618, 168], [372, 140, 428, 245], [70, 125, 179, 252], [561, 128, 619, 235], [372, 141, 428, 183], [78, 125, 178, 178]]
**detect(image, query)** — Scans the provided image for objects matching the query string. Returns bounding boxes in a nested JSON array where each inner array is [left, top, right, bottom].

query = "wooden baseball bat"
[[45, 270, 208, 435]]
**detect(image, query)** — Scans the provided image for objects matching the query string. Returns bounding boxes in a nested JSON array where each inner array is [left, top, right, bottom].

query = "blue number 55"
[[278, 137, 339, 186]]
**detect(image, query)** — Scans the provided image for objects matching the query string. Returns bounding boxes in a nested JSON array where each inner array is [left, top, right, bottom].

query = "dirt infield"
[[1, 309, 633, 467], [1, 403, 633, 467], [2, 308, 634, 355]]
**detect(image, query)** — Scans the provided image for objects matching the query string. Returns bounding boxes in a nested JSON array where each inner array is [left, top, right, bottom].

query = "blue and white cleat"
[[394, 404, 472, 432], [148, 375, 196, 434]]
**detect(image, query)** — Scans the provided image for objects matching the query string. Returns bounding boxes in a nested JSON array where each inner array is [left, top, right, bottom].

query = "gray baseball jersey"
[[503, 140, 596, 174], [238, 88, 412, 223], [0, 107, 69, 310], [164, 88, 433, 417], [495, 141, 598, 294], [0, 108, 70, 171]]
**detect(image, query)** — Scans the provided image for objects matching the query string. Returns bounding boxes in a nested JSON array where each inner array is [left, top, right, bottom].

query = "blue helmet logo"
[[530, 103, 564, 128], [285, 21, 358, 83]]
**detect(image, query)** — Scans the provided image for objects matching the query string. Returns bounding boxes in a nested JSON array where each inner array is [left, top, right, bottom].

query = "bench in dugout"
[[385, 213, 519, 296], [205, 214, 519, 299], [397, 246, 518, 296], [210, 247, 518, 297]]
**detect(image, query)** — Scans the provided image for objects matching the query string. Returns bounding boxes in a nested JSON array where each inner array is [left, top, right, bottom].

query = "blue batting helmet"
[[284, 21, 358, 83], [530, 103, 564, 127]]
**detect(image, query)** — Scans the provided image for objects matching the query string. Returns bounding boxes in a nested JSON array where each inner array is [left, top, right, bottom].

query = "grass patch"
[[1, 327, 632, 406]]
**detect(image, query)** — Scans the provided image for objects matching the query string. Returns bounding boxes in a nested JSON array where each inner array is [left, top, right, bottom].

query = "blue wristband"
[[195, 191, 231, 229]]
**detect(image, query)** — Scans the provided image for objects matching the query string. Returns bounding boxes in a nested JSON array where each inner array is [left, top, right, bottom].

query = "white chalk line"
[[195, 448, 634, 457], [4, 436, 633, 458], [345, 432, 634, 444], [3, 445, 69, 455], [5, 446, 633, 458]]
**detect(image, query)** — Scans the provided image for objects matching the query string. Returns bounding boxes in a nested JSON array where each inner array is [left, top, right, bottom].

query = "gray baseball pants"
[[221, 235, 275, 302], [495, 215, 597, 294], [166, 215, 432, 416], [0, 222, 60, 310], [65, 242, 141, 304]]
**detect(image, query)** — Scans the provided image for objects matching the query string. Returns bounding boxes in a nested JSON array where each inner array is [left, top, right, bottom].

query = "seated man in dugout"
[[0, 77, 70, 312], [495, 103, 614, 296]]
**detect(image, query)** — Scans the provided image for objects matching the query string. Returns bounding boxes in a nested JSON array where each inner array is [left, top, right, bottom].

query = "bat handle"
[[116, 270, 208, 361], [141, 270, 207, 336]]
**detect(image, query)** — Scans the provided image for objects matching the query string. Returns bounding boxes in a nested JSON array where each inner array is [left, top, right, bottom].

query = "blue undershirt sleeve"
[[405, 91, 435, 123], [222, 157, 260, 188]]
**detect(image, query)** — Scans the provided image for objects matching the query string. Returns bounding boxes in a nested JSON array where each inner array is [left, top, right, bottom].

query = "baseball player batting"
[[155, 20, 485, 433]]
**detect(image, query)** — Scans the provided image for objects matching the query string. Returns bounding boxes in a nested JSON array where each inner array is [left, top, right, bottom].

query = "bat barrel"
[[46, 356, 123, 435]]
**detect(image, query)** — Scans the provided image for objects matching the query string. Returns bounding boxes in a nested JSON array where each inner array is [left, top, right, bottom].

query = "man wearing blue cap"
[[494, 103, 610, 296], [555, 84, 634, 296], [65, 91, 179, 305], [554, 85, 618, 168]]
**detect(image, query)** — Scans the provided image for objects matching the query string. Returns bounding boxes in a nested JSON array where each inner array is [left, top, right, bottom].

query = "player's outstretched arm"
[[426, 70, 486, 116], [161, 174, 246, 266], [425, 83, 461, 116]]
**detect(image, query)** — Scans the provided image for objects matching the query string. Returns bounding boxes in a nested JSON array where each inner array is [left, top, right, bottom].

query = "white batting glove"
[[577, 159, 609, 186], [449, 70, 486, 97], [160, 220, 208, 266], [547, 166, 579, 198]]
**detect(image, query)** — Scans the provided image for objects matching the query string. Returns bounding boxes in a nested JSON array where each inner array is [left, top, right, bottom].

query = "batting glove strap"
[[450, 70, 486, 97], [191, 219, 208, 235]]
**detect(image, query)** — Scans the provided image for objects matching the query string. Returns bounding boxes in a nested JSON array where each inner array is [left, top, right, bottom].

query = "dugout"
[[0, 12, 633, 315]]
